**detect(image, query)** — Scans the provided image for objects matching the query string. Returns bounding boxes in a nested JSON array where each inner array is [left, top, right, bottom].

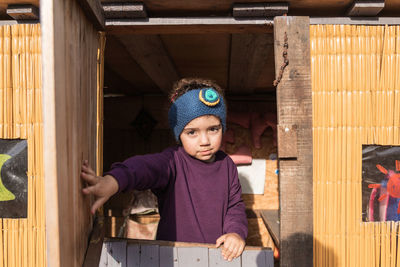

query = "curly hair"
[[169, 78, 225, 104]]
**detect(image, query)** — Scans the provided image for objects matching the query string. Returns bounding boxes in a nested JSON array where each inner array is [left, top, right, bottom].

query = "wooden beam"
[[104, 35, 160, 94], [117, 35, 179, 94], [103, 2, 147, 19], [229, 33, 274, 94], [106, 17, 274, 34], [77, 0, 105, 30], [233, 3, 289, 18], [274, 16, 313, 267], [310, 16, 400, 25], [347, 0, 384, 16], [83, 217, 106, 267], [6, 4, 39, 20]]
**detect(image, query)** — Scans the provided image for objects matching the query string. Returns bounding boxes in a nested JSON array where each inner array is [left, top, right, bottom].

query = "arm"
[[216, 162, 248, 261], [105, 147, 175, 193], [81, 147, 175, 214]]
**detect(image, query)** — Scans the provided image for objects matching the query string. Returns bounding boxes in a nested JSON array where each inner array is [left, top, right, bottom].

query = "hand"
[[216, 233, 245, 261], [81, 160, 119, 214]]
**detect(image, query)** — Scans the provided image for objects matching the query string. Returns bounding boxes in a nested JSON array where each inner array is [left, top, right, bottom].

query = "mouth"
[[199, 149, 212, 155]]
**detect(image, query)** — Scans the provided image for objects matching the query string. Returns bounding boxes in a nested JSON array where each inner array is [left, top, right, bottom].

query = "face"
[[179, 115, 223, 162]]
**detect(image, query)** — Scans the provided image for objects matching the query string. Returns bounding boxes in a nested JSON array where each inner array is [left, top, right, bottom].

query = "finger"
[[235, 244, 245, 258], [225, 244, 237, 261], [81, 171, 97, 185], [81, 164, 96, 176], [82, 185, 97, 195], [216, 235, 226, 248], [91, 197, 106, 215]]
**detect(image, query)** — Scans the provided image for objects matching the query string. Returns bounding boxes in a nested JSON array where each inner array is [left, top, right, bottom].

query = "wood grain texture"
[[274, 16, 313, 267], [78, 0, 105, 30], [107, 241, 127, 267], [103, 2, 147, 19], [6, 4, 39, 20], [229, 33, 274, 94], [117, 35, 179, 94], [41, 0, 100, 266]]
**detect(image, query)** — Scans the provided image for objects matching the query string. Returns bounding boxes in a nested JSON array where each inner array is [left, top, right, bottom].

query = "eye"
[[209, 126, 221, 132], [186, 130, 196, 136]]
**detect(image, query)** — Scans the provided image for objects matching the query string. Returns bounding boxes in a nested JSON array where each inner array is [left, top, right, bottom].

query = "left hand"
[[216, 233, 245, 261]]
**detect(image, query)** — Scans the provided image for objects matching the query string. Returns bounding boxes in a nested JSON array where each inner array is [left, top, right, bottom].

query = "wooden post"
[[274, 16, 313, 267], [41, 0, 100, 266]]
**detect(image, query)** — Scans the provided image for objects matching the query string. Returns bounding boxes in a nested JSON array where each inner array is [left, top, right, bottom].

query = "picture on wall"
[[0, 139, 27, 218], [362, 145, 400, 222]]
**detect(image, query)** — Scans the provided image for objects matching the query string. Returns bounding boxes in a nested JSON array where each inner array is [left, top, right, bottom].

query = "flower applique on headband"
[[199, 88, 220, 106]]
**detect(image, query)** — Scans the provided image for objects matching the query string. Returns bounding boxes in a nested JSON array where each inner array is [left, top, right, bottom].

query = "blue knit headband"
[[168, 88, 226, 141]]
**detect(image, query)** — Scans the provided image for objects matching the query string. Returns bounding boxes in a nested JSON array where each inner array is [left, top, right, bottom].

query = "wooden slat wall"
[[41, 0, 100, 266], [100, 239, 274, 267], [274, 16, 313, 267]]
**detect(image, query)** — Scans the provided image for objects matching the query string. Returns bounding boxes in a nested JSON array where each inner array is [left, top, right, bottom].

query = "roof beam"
[[347, 0, 384, 16], [117, 35, 179, 94], [106, 17, 273, 34], [229, 33, 274, 94], [77, 0, 105, 30], [6, 4, 39, 20], [233, 3, 289, 18], [103, 2, 147, 19]]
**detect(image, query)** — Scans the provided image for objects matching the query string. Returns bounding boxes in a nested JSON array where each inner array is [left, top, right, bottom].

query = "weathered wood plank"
[[107, 241, 127, 267], [77, 0, 105, 30], [160, 246, 179, 267], [260, 210, 280, 246], [103, 2, 147, 19], [6, 4, 39, 20], [233, 3, 289, 18], [242, 249, 266, 267], [82, 217, 106, 267], [347, 0, 384, 16], [41, 0, 100, 265], [117, 35, 179, 94], [140, 244, 160, 267], [106, 17, 274, 34], [264, 249, 274, 267], [98, 242, 108, 267], [209, 248, 240, 267], [126, 243, 140, 267], [274, 16, 313, 267], [177, 247, 208, 267], [229, 33, 274, 94]]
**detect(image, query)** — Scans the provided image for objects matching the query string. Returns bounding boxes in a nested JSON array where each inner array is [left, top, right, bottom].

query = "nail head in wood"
[[103, 2, 147, 19], [233, 3, 289, 18], [347, 0, 385, 16], [6, 4, 39, 20]]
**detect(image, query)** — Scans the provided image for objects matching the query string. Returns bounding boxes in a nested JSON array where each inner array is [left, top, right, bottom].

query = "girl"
[[81, 78, 248, 261]]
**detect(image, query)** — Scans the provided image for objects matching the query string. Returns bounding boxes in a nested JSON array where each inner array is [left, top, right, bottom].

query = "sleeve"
[[104, 147, 176, 193], [223, 160, 248, 240]]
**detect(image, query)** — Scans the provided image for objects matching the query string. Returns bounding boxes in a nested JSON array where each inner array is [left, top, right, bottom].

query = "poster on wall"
[[0, 139, 27, 218], [362, 145, 400, 222]]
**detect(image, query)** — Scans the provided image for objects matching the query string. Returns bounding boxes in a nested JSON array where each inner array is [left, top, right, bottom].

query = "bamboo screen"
[[311, 25, 400, 266], [0, 24, 45, 266]]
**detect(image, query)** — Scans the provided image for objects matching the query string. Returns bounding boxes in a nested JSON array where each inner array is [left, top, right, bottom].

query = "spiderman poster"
[[362, 145, 400, 222]]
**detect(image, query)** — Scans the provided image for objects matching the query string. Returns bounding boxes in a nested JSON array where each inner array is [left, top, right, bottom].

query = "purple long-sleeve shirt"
[[105, 146, 248, 244]]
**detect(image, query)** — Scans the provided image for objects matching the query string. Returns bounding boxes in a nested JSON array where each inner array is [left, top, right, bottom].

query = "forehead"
[[184, 115, 221, 128]]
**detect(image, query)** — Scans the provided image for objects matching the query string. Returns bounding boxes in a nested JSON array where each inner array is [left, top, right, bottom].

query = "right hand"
[[81, 160, 119, 214]]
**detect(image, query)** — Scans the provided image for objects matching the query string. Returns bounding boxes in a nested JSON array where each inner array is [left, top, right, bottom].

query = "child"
[[81, 78, 248, 261]]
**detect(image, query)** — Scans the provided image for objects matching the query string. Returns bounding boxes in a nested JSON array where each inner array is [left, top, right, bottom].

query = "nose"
[[199, 132, 210, 145]]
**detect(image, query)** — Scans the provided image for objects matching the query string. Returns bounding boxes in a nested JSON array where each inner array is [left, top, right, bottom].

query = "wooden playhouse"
[[0, 0, 399, 266]]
